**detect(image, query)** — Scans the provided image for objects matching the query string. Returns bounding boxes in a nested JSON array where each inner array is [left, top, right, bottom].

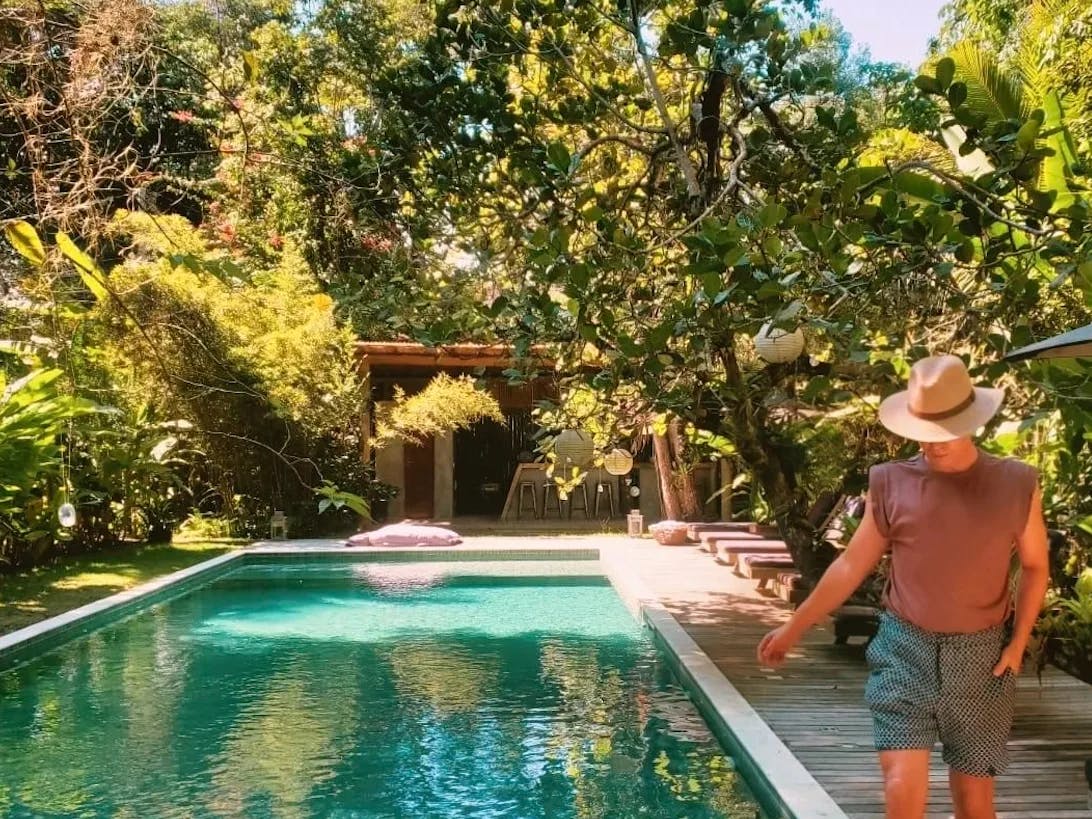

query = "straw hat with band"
[[878, 355, 1004, 443]]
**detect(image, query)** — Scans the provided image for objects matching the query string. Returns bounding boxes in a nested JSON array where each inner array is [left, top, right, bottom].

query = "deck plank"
[[622, 540, 1092, 818]]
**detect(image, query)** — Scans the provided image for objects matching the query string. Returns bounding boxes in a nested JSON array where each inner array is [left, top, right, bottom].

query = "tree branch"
[[881, 161, 1053, 237], [573, 134, 656, 163], [628, 1, 702, 200]]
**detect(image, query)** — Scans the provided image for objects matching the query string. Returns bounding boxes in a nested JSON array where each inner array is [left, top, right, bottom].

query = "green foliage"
[[56, 233, 110, 302], [1037, 567, 1092, 682], [315, 481, 370, 519], [0, 367, 103, 565], [942, 40, 1027, 122], [177, 512, 235, 541], [94, 211, 370, 535], [4, 221, 46, 267], [0, 0, 1090, 591], [80, 406, 194, 542], [1060, 569, 1092, 620], [375, 374, 503, 444]]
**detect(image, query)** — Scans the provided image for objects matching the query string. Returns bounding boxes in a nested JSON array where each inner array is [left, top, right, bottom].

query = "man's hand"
[[757, 624, 801, 668], [993, 642, 1025, 677]]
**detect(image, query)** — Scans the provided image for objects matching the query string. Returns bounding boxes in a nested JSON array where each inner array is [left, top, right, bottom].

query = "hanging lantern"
[[603, 448, 634, 476], [554, 429, 594, 470], [754, 322, 805, 364], [58, 502, 77, 528]]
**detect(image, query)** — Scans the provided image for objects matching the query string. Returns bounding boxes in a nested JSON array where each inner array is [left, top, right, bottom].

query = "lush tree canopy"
[[1, 0, 1090, 678]]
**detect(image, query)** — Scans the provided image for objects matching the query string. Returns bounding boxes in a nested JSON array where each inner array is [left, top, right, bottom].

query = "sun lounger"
[[737, 553, 796, 590], [774, 571, 807, 605], [687, 521, 780, 543], [698, 530, 770, 552], [713, 539, 789, 567]]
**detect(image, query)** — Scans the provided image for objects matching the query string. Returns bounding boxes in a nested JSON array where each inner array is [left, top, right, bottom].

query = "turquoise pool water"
[[0, 562, 763, 818]]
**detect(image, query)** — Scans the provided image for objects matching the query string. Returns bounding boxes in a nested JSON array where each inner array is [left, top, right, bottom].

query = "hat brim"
[[877, 387, 1005, 443]]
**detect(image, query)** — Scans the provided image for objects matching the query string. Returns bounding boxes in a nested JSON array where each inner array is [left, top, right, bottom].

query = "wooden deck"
[[620, 539, 1092, 819]]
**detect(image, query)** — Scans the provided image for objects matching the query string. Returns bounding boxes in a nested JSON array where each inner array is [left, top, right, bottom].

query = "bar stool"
[[594, 480, 616, 518], [541, 482, 563, 518], [516, 480, 539, 519], [568, 482, 590, 519]]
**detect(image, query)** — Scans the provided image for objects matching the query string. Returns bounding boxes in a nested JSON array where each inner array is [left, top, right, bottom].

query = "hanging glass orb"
[[603, 448, 634, 476], [58, 502, 77, 528], [754, 322, 805, 364], [554, 429, 594, 470]]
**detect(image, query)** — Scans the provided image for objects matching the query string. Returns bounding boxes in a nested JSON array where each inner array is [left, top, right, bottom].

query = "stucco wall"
[[434, 431, 454, 520]]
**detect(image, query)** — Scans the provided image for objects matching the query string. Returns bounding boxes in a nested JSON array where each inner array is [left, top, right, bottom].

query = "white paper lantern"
[[754, 323, 805, 363], [555, 429, 594, 469], [603, 448, 634, 476], [58, 502, 77, 528]]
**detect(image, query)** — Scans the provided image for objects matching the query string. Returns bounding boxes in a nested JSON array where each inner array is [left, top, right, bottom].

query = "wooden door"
[[402, 437, 435, 519]]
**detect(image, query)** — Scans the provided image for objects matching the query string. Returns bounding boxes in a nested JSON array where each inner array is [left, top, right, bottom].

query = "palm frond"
[[947, 40, 1028, 123], [1015, 0, 1080, 99], [1040, 90, 1083, 210]]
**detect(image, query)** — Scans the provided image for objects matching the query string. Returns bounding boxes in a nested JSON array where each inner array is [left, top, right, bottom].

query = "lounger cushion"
[[740, 553, 795, 569], [348, 523, 462, 547], [712, 539, 787, 552]]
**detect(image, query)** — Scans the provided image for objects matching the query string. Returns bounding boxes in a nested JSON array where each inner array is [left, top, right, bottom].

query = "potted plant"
[[1035, 569, 1092, 684], [367, 481, 399, 522], [648, 520, 689, 546]]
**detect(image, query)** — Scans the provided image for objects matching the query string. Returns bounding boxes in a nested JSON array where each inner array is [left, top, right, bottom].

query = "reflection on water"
[[0, 565, 764, 818]]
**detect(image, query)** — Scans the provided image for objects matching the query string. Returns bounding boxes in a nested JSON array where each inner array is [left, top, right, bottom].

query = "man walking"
[[757, 355, 1050, 819]]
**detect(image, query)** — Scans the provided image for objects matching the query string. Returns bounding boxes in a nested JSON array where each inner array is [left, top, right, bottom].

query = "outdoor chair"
[[567, 481, 590, 519], [594, 480, 616, 518], [541, 482, 563, 518], [516, 480, 539, 519]]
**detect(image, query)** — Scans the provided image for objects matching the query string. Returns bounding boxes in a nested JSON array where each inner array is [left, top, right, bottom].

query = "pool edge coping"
[[1, 540, 849, 819], [599, 545, 849, 819], [0, 549, 248, 657]]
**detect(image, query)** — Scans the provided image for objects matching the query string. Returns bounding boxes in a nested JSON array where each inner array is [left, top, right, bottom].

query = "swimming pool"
[[0, 559, 765, 818]]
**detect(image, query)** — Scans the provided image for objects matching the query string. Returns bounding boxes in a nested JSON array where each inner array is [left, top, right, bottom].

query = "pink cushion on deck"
[[347, 524, 462, 548]]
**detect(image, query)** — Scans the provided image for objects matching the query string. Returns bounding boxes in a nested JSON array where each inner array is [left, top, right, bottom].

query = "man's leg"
[[936, 627, 1014, 819], [879, 749, 930, 819], [948, 769, 996, 819]]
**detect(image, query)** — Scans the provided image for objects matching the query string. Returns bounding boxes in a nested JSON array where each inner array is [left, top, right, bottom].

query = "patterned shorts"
[[864, 612, 1016, 777]]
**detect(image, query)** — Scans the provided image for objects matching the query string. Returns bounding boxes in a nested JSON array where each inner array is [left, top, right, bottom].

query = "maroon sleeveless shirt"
[[868, 452, 1037, 634]]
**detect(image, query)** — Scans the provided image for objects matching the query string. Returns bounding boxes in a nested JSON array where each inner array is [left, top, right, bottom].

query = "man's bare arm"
[[995, 484, 1050, 675], [785, 500, 889, 636], [758, 499, 889, 666]]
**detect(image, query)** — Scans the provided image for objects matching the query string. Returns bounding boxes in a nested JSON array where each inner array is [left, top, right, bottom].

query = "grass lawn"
[[0, 541, 239, 636]]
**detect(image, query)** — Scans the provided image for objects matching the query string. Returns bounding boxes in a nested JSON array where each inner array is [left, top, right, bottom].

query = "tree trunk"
[[667, 419, 702, 521], [717, 342, 831, 583], [652, 431, 681, 520]]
